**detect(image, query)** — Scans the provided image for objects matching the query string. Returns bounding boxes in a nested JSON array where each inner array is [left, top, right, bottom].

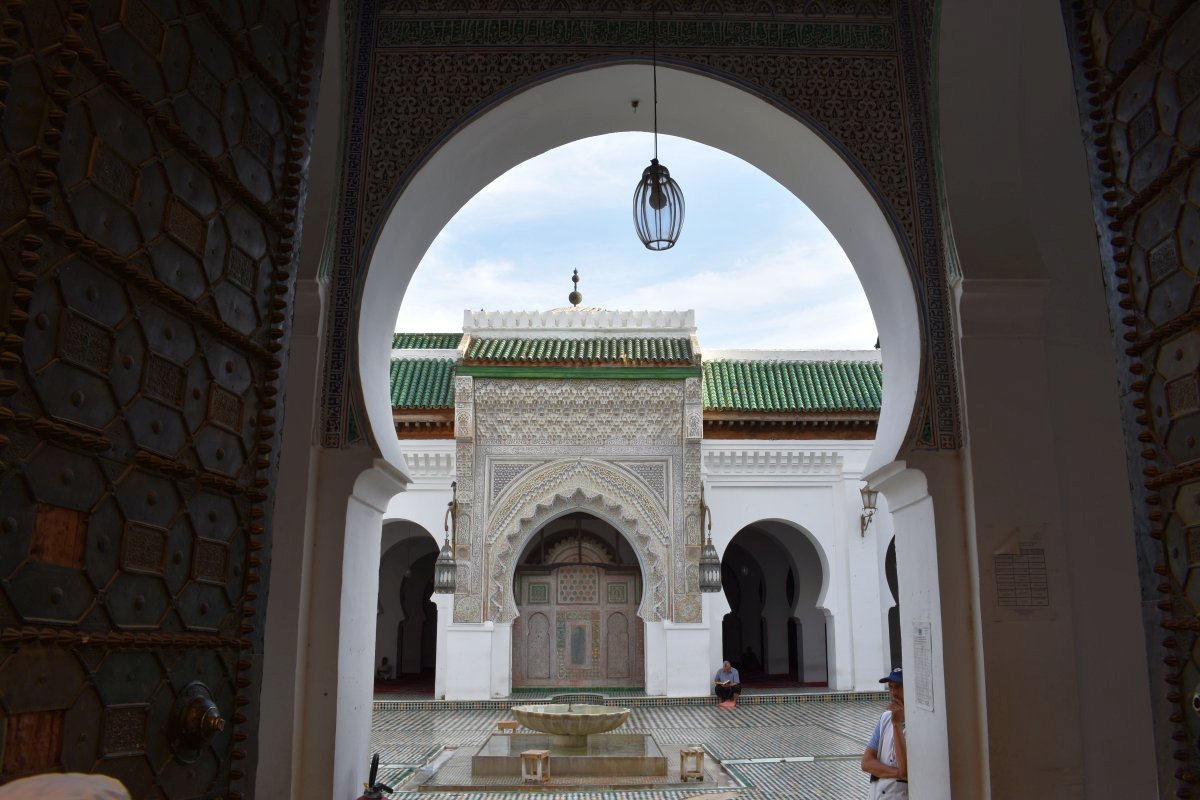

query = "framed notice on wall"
[[912, 621, 934, 712]]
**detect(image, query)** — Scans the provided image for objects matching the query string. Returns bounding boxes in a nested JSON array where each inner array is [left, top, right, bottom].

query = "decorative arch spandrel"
[[483, 459, 671, 625]]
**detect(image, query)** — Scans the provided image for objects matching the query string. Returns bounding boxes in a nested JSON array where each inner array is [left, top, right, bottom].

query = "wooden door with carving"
[[0, 0, 323, 796], [512, 532, 644, 689]]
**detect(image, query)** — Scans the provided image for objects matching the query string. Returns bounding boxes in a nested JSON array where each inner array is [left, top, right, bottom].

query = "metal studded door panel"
[[0, 0, 324, 796], [1063, 1, 1200, 796]]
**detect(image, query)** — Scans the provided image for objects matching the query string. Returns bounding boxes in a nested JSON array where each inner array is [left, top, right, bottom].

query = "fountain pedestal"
[[472, 733, 667, 777], [471, 704, 666, 779]]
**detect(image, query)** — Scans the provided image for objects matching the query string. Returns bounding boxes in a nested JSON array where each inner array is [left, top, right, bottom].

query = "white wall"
[[703, 440, 889, 692], [380, 438, 894, 697]]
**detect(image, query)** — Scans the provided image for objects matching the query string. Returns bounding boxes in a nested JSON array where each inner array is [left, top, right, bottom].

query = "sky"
[[395, 133, 879, 350]]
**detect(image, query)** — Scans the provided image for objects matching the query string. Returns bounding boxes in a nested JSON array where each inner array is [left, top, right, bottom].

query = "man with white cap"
[[861, 667, 907, 798]]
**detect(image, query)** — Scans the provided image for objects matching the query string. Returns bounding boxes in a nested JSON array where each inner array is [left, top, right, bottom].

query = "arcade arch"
[[375, 521, 440, 686], [722, 521, 829, 686]]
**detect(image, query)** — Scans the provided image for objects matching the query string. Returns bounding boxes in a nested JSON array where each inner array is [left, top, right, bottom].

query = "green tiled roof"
[[392, 332, 463, 349], [465, 337, 694, 365], [702, 360, 882, 412], [389, 358, 456, 408]]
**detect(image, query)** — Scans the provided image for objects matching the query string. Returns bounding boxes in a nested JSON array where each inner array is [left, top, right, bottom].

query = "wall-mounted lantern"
[[698, 483, 722, 593], [860, 484, 879, 537], [433, 481, 458, 594]]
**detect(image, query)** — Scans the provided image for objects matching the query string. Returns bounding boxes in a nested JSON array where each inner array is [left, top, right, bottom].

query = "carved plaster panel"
[[490, 461, 540, 501], [615, 461, 669, 505], [450, 378, 703, 624], [474, 380, 684, 446]]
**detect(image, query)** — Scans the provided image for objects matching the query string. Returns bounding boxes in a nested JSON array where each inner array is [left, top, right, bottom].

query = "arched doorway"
[[375, 521, 439, 690], [722, 522, 828, 687], [512, 513, 644, 689]]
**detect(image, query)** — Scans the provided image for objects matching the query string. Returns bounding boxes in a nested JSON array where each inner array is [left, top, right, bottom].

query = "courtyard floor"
[[369, 692, 885, 799]]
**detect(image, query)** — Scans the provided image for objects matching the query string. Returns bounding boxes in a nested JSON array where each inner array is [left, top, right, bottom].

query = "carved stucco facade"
[[451, 376, 704, 625]]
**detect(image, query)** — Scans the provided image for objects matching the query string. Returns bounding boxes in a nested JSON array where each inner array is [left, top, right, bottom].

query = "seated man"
[[714, 660, 741, 706]]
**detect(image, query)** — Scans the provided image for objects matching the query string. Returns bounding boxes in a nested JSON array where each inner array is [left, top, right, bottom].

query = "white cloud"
[[396, 134, 878, 350]]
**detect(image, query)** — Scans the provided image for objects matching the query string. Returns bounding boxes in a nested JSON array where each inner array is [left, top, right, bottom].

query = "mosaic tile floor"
[[370, 694, 885, 798]]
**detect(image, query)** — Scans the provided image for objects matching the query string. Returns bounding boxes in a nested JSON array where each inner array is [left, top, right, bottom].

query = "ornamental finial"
[[568, 269, 583, 307]]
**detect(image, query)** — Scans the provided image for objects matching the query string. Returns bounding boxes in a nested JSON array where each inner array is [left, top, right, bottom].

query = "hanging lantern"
[[433, 481, 458, 594], [699, 537, 722, 593], [631, 7, 685, 250], [433, 537, 456, 594], [633, 159, 685, 251], [698, 483, 722, 593]]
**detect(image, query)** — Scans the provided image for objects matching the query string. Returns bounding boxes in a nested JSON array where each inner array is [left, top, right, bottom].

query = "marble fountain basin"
[[510, 704, 630, 746]]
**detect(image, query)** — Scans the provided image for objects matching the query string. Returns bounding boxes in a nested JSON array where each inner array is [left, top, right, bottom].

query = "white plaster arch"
[[732, 518, 832, 611], [357, 63, 921, 477], [486, 459, 672, 624], [380, 518, 439, 560]]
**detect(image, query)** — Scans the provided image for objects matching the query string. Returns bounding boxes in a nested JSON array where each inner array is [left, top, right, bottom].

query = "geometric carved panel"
[[59, 315, 112, 374], [101, 705, 148, 756], [207, 385, 244, 431], [144, 354, 186, 407], [192, 539, 228, 585], [121, 523, 167, 575]]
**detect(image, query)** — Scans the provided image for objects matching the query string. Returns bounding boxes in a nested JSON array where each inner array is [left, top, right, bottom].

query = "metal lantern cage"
[[433, 480, 459, 594], [632, 158, 685, 251], [699, 538, 722, 593], [433, 538, 457, 594], [698, 482, 722, 593]]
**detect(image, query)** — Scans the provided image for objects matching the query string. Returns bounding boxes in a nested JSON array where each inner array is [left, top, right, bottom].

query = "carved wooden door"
[[0, 0, 323, 796], [513, 568, 643, 689]]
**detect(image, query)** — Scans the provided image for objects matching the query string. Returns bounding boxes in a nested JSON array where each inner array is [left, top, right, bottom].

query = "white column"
[[643, 619, 666, 695], [866, 461, 951, 800], [441, 622, 496, 700], [703, 591, 731, 677], [662, 621, 715, 696], [431, 593, 453, 699], [490, 622, 513, 698]]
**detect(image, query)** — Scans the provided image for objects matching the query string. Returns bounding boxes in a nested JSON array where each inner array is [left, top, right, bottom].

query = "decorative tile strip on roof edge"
[[391, 332, 463, 349], [463, 309, 696, 336], [465, 336, 694, 365], [702, 360, 882, 412], [389, 358, 456, 408]]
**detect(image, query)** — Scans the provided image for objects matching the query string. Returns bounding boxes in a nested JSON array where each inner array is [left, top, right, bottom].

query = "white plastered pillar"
[[703, 590, 732, 680], [866, 460, 952, 800], [643, 620, 667, 695], [430, 593, 453, 699]]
